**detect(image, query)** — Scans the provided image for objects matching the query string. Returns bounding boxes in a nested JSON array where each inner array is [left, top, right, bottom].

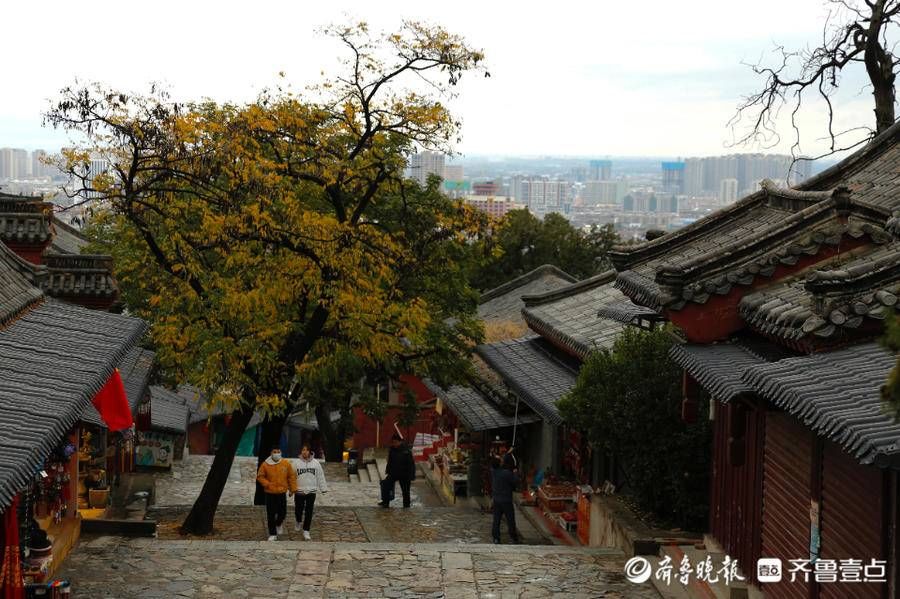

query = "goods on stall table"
[[537, 482, 576, 512]]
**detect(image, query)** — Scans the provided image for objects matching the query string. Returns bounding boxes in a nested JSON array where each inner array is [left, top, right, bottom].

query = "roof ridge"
[[479, 264, 577, 303], [521, 269, 617, 307]]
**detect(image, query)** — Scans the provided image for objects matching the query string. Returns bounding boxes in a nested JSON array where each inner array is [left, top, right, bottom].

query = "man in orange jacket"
[[257, 447, 297, 541]]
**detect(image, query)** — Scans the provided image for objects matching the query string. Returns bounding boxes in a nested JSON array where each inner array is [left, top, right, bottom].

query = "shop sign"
[[135, 431, 174, 468]]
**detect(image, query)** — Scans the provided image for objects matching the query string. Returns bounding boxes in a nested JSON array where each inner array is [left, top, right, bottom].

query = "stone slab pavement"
[[59, 537, 663, 598], [153, 456, 431, 508], [149, 504, 545, 545]]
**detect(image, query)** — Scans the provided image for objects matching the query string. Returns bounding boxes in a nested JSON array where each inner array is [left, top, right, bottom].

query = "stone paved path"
[[149, 505, 544, 544], [153, 456, 426, 508], [59, 537, 662, 598]]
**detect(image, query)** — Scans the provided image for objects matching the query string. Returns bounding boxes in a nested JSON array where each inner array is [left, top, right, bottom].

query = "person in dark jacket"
[[491, 452, 521, 544], [378, 433, 416, 508]]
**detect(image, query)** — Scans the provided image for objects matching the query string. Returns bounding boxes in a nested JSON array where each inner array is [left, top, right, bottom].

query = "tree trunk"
[[865, 0, 897, 134], [253, 416, 287, 505], [180, 305, 330, 534], [180, 399, 255, 535], [317, 402, 346, 462]]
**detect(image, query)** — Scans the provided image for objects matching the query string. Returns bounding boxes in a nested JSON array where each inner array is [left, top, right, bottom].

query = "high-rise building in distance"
[[661, 161, 685, 195], [719, 178, 738, 204], [407, 151, 446, 186], [589, 159, 612, 181], [683, 153, 811, 198]]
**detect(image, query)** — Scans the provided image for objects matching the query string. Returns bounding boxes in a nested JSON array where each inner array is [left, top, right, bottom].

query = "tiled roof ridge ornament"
[[887, 211, 900, 237]]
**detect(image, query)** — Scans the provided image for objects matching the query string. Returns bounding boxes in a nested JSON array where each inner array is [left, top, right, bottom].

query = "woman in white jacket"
[[293, 445, 328, 540]]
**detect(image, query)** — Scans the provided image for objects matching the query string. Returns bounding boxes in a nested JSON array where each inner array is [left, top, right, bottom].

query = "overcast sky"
[[2, 0, 878, 157]]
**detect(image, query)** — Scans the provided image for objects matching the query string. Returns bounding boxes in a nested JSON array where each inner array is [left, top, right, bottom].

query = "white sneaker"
[[267, 535, 277, 542], [302, 530, 311, 541], [294, 521, 302, 532], [276, 524, 284, 535]]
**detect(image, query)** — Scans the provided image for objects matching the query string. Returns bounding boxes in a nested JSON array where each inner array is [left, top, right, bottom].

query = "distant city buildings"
[[512, 177, 571, 217], [407, 150, 446, 186], [682, 153, 811, 198], [661, 161, 685, 195], [472, 181, 499, 196], [588, 159, 612, 181], [0, 148, 62, 182], [463, 195, 521, 219], [581, 180, 627, 205], [719, 178, 738, 204]]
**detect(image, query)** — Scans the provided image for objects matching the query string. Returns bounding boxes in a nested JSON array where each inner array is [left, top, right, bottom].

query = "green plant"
[[558, 327, 710, 530]]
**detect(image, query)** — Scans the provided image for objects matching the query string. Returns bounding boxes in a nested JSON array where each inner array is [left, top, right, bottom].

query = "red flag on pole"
[[92, 369, 133, 432]]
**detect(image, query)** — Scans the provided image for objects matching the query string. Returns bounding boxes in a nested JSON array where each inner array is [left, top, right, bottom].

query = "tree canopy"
[[470, 209, 619, 289], [47, 20, 488, 533]]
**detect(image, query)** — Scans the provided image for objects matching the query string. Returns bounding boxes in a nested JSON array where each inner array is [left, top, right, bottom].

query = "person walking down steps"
[[257, 447, 297, 541], [378, 433, 416, 508], [293, 445, 328, 540]]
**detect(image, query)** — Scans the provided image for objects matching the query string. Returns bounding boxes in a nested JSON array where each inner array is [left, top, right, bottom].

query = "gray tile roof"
[[741, 342, 900, 468], [149, 386, 191, 433], [740, 243, 900, 346], [0, 241, 44, 325], [0, 299, 146, 508], [478, 265, 576, 325], [81, 347, 155, 428], [423, 379, 541, 432], [50, 216, 89, 255], [475, 335, 578, 425], [669, 342, 766, 403], [611, 120, 900, 313], [521, 270, 631, 359]]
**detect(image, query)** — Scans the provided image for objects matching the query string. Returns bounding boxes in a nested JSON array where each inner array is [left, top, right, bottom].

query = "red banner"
[[92, 369, 133, 432]]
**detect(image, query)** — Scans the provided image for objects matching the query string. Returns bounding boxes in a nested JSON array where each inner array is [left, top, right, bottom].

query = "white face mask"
[[271, 453, 282, 463]]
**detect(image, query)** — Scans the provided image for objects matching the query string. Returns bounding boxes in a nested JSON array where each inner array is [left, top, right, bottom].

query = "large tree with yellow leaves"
[[45, 21, 487, 534]]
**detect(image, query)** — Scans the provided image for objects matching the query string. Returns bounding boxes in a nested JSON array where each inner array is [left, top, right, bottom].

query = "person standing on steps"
[[256, 447, 297, 541], [293, 445, 328, 540], [491, 452, 522, 544], [378, 433, 416, 508]]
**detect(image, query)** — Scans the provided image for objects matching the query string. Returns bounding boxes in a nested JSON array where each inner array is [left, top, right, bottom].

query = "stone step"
[[358, 468, 371, 483], [350, 472, 361, 484], [366, 463, 381, 483]]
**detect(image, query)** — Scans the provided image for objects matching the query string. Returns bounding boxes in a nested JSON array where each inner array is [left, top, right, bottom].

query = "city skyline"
[[1, 0, 876, 157]]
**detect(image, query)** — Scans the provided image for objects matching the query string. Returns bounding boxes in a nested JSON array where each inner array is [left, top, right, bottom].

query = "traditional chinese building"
[[608, 122, 900, 597], [420, 265, 573, 493], [0, 237, 145, 592]]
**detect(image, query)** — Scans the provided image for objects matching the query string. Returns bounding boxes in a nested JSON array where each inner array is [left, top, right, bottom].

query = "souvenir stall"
[[19, 433, 80, 588], [431, 429, 472, 500]]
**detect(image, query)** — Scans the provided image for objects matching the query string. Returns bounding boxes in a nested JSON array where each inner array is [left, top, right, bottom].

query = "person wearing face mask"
[[292, 445, 328, 540], [257, 447, 297, 541]]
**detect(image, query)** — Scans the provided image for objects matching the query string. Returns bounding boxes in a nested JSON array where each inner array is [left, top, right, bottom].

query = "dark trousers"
[[294, 492, 316, 531], [381, 476, 412, 506], [265, 492, 287, 536], [492, 500, 519, 542]]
